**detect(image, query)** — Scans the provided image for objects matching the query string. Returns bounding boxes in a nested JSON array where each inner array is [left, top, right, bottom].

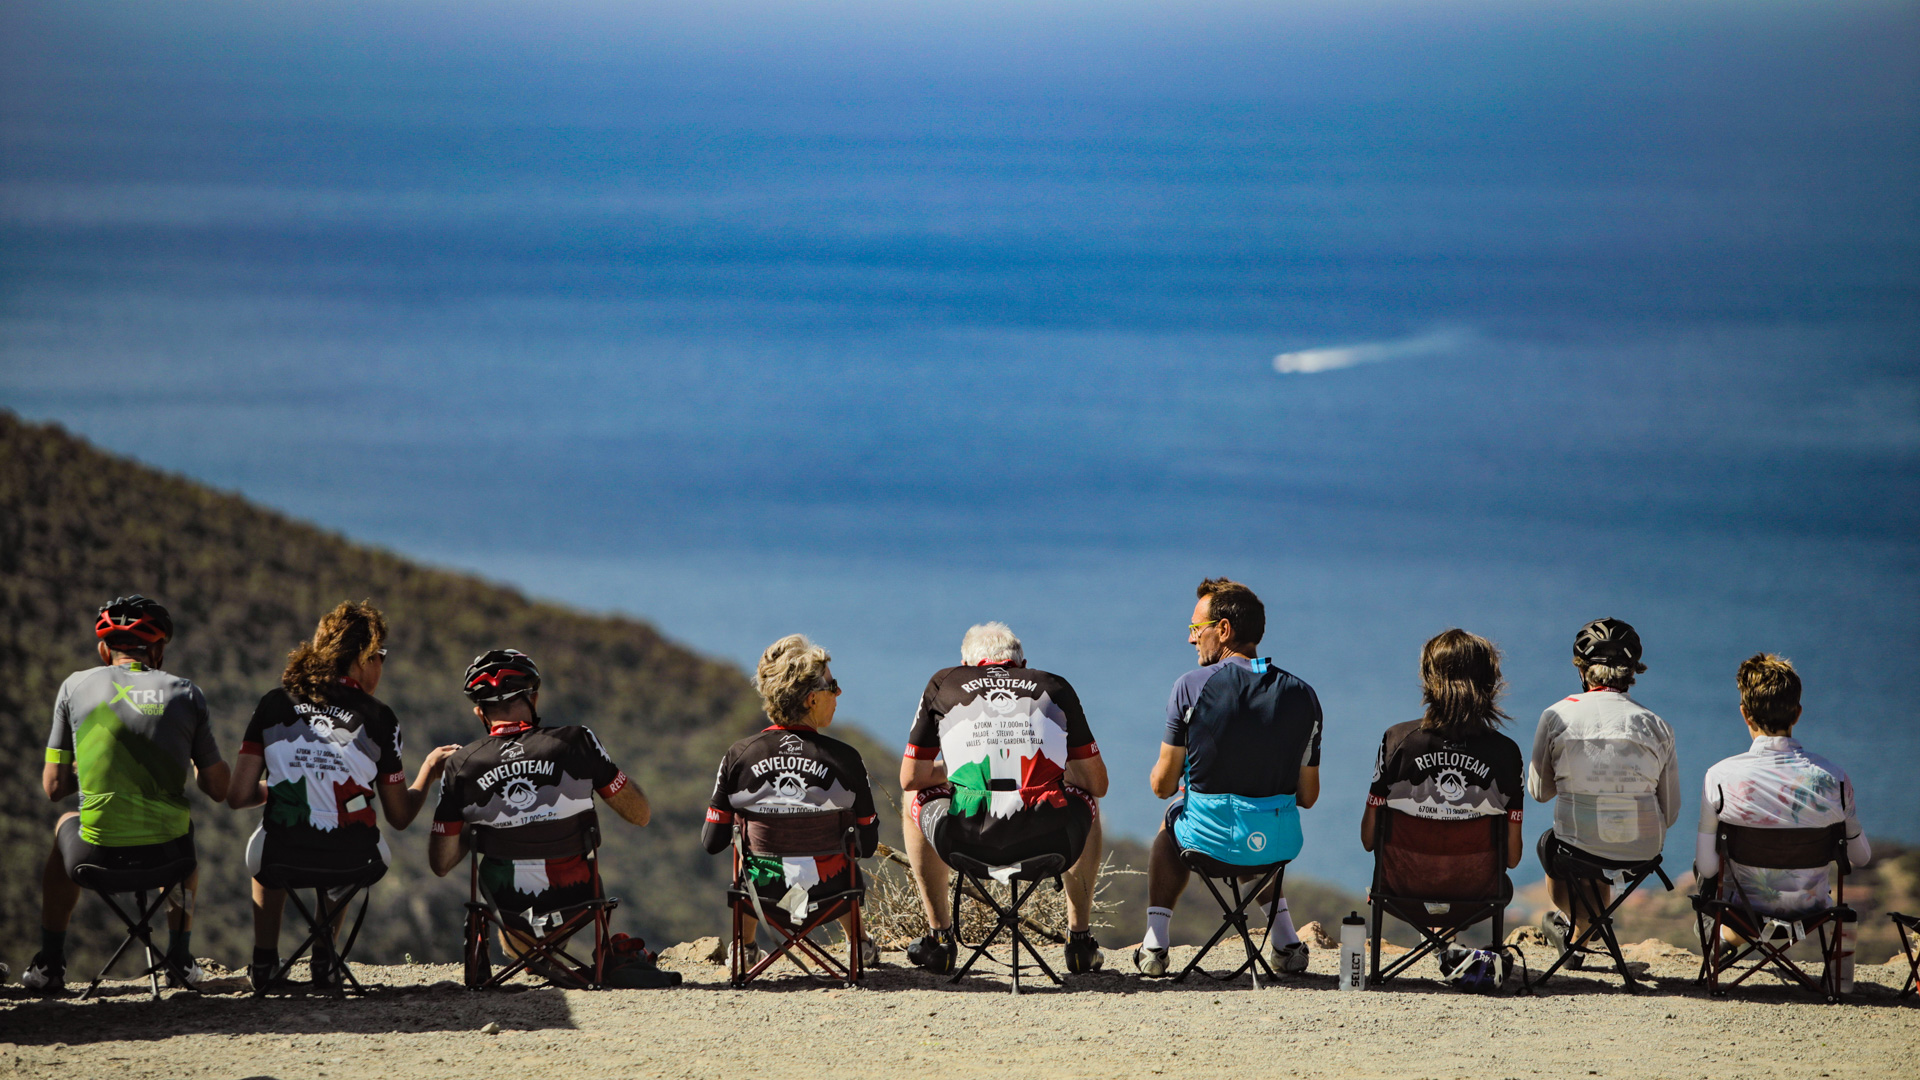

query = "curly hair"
[[1737, 653, 1802, 735], [1419, 628, 1510, 739], [282, 600, 387, 704], [754, 634, 831, 725]]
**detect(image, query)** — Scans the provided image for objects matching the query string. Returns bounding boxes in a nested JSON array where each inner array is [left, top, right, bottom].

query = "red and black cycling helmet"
[[463, 648, 541, 704], [1574, 617, 1646, 673], [95, 595, 173, 648]]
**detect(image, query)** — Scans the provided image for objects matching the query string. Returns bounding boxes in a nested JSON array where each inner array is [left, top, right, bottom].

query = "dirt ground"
[[2, 941, 1914, 1080]]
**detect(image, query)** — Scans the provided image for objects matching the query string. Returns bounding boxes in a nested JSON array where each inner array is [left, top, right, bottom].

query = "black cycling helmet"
[[463, 648, 541, 704], [1573, 617, 1646, 673], [95, 594, 173, 648]]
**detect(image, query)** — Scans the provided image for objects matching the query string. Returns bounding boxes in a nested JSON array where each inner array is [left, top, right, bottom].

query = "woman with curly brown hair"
[[228, 600, 459, 991]]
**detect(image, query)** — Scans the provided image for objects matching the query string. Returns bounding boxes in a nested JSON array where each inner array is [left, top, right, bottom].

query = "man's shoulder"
[[1792, 743, 1851, 785]]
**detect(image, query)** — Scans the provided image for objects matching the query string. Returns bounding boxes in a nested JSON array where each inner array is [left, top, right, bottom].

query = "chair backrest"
[[1375, 809, 1505, 902], [472, 810, 601, 861], [1719, 822, 1849, 875], [738, 809, 856, 859]]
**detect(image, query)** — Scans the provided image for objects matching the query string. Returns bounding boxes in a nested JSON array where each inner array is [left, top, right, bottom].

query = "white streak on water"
[[1273, 329, 1472, 374]]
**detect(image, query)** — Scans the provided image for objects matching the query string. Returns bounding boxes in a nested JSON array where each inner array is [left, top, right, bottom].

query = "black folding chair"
[[1530, 838, 1673, 991], [253, 848, 388, 997], [1891, 913, 1918, 998], [728, 809, 866, 988], [1174, 850, 1287, 988], [948, 851, 1069, 995], [464, 812, 617, 990], [1692, 822, 1854, 1003], [1368, 810, 1513, 987], [70, 846, 199, 1001]]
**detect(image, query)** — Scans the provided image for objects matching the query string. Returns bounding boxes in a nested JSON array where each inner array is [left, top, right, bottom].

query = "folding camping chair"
[[1530, 837, 1673, 991], [1891, 913, 1918, 998], [1368, 810, 1513, 987], [1173, 849, 1288, 988], [71, 841, 200, 1000], [947, 850, 1068, 995], [464, 812, 618, 990], [728, 809, 865, 987], [1693, 822, 1855, 1003], [253, 846, 388, 996]]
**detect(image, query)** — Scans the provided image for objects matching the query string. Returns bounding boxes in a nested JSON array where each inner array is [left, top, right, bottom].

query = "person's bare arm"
[[1294, 765, 1320, 809], [1149, 743, 1185, 800], [604, 782, 650, 826], [1361, 801, 1377, 851], [1064, 753, 1108, 798], [378, 744, 462, 829], [428, 832, 467, 877], [227, 754, 267, 809], [1507, 818, 1524, 868], [43, 762, 76, 802], [900, 755, 945, 792], [196, 760, 231, 802]]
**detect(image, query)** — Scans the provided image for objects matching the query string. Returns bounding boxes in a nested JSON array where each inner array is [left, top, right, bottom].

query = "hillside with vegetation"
[[0, 411, 903, 972], [0, 411, 1384, 975]]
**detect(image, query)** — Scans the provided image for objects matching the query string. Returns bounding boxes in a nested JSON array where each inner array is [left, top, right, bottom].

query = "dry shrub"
[[859, 844, 1140, 948]]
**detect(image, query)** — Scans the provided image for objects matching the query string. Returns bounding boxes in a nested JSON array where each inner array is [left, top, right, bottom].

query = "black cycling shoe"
[[1064, 934, 1104, 974], [21, 953, 65, 994], [907, 929, 957, 974]]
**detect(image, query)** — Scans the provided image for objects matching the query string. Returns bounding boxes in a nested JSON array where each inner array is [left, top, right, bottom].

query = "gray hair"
[[755, 634, 832, 724], [1579, 661, 1637, 691], [960, 622, 1023, 666]]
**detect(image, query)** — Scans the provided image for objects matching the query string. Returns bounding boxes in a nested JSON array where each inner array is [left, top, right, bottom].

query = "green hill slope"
[[0, 411, 912, 973]]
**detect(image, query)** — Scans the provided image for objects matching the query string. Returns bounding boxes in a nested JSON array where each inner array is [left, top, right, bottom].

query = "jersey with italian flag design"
[[906, 663, 1098, 822]]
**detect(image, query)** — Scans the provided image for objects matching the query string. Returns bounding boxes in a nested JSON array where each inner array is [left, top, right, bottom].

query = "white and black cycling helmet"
[[95, 594, 173, 649], [1573, 617, 1646, 673], [463, 648, 542, 704]]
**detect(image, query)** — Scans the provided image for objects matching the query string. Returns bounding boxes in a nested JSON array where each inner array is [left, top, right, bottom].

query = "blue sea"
[[3, 1, 1916, 893]]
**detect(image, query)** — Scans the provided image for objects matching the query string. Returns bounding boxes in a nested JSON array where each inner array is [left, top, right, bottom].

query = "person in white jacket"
[[1527, 618, 1680, 965]]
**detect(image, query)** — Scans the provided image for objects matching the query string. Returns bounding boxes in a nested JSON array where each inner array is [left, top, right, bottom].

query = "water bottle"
[[1339, 910, 1367, 990]]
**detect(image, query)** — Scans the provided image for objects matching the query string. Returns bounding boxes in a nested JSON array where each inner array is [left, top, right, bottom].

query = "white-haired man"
[[899, 622, 1110, 974]]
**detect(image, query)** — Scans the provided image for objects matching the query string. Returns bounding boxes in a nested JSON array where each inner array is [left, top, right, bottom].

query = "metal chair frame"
[[1692, 822, 1854, 1004], [1173, 849, 1287, 988], [727, 810, 865, 988], [1368, 810, 1511, 986], [73, 861, 200, 1001], [463, 816, 617, 991], [947, 851, 1069, 995], [1530, 842, 1674, 992]]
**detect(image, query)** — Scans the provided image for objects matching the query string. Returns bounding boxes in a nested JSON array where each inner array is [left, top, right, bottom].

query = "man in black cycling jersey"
[[899, 622, 1109, 975], [429, 650, 670, 986]]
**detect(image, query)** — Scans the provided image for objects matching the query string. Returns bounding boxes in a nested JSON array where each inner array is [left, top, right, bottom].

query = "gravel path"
[[3, 946, 1914, 1079]]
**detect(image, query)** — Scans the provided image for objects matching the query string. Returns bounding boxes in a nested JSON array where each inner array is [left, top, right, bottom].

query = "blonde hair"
[[754, 634, 831, 725], [282, 600, 386, 703]]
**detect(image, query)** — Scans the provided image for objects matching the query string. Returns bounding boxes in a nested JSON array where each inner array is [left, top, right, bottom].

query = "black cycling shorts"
[[918, 785, 1095, 869], [56, 815, 194, 879], [1536, 827, 1647, 881]]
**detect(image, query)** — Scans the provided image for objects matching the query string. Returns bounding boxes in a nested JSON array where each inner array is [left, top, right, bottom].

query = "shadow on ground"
[[0, 982, 575, 1045]]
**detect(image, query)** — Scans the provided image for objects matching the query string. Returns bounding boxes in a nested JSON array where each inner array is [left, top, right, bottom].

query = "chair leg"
[[81, 889, 173, 1001]]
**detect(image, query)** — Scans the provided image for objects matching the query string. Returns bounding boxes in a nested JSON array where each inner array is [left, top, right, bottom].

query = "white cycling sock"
[[1270, 899, 1300, 945], [1143, 907, 1173, 951]]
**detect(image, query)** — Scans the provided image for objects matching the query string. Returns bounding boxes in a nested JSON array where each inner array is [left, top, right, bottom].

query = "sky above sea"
[[3, 0, 1916, 893]]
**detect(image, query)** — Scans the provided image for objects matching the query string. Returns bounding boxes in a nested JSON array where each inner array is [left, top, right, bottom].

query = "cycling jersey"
[[703, 724, 878, 921], [905, 663, 1098, 821], [1369, 721, 1524, 824], [434, 723, 630, 907], [1163, 656, 1321, 865], [1697, 735, 1870, 915], [240, 684, 404, 856], [46, 662, 221, 847], [1526, 688, 1680, 863]]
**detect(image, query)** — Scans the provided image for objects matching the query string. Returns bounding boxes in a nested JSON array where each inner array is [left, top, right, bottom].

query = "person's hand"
[[420, 744, 462, 782]]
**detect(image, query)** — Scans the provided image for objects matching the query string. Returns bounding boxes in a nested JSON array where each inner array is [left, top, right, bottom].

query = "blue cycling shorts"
[[1167, 790, 1301, 865]]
